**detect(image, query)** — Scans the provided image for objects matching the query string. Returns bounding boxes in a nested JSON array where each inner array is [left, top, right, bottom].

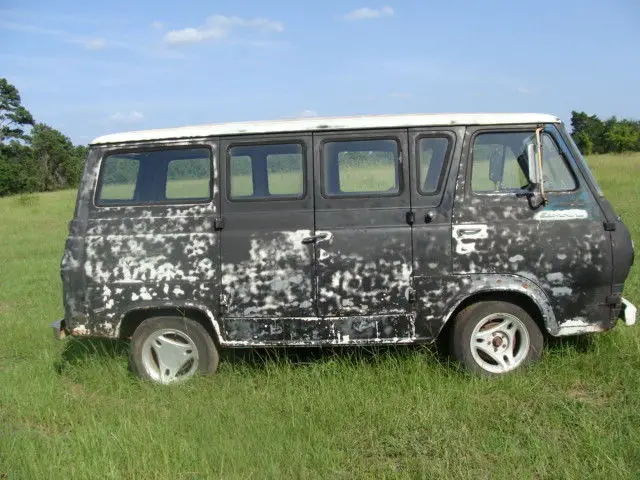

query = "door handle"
[[456, 228, 482, 237], [301, 232, 330, 244]]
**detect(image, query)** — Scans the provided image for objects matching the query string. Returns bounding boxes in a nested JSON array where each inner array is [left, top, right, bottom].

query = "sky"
[[1, 0, 639, 145]]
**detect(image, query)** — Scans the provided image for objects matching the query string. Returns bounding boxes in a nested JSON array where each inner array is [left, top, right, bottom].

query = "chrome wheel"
[[141, 328, 199, 384], [470, 313, 530, 374]]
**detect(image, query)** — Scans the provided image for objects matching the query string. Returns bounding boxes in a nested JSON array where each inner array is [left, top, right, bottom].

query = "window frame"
[[319, 136, 403, 199], [415, 133, 454, 196], [225, 140, 307, 202], [468, 127, 580, 197], [93, 144, 214, 208]]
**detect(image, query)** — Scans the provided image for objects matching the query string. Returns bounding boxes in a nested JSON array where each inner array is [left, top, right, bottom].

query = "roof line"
[[91, 113, 561, 145]]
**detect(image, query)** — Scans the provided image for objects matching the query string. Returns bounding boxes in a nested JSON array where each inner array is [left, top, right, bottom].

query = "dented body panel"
[[57, 114, 636, 347]]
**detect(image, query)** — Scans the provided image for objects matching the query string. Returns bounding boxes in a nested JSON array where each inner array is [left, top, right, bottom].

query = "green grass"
[[1, 153, 639, 479]]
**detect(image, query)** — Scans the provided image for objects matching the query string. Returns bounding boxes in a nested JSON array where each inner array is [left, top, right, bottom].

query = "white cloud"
[[151, 21, 163, 30], [389, 92, 411, 98], [108, 111, 145, 123], [298, 109, 319, 117], [344, 6, 394, 21], [78, 38, 107, 50], [164, 15, 284, 45], [515, 86, 531, 94]]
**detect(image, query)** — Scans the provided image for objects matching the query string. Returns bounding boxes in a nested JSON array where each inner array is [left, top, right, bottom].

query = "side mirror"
[[526, 143, 539, 187]]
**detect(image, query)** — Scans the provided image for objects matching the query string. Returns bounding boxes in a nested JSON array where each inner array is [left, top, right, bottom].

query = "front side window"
[[540, 134, 578, 191], [96, 147, 211, 205], [471, 131, 576, 193], [323, 139, 399, 196], [228, 143, 304, 200]]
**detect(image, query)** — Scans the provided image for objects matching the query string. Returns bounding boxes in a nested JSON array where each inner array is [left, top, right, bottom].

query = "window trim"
[[468, 128, 579, 197], [225, 140, 307, 202], [319, 136, 403, 199], [415, 133, 454, 196], [93, 144, 214, 208]]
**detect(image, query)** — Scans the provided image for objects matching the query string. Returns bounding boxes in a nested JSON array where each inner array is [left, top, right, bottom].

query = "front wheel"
[[130, 316, 219, 384], [451, 301, 543, 375]]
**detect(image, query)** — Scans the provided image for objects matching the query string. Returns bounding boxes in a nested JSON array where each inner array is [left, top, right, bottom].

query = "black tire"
[[451, 301, 544, 376], [129, 316, 219, 384]]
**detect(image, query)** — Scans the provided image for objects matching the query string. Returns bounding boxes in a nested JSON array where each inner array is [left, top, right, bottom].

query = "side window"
[[99, 156, 140, 201], [228, 143, 304, 200], [166, 157, 211, 199], [323, 139, 399, 196], [472, 132, 530, 192], [541, 134, 577, 191], [96, 147, 211, 205], [418, 137, 450, 194], [471, 131, 577, 193]]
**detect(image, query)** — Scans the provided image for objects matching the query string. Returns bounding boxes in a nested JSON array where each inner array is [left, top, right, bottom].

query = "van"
[[52, 113, 636, 383]]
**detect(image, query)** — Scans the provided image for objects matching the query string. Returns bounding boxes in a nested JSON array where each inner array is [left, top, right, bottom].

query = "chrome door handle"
[[301, 232, 330, 244], [456, 228, 482, 237]]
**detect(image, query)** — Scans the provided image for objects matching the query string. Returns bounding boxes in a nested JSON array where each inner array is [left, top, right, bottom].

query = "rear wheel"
[[130, 316, 219, 384], [451, 301, 543, 375]]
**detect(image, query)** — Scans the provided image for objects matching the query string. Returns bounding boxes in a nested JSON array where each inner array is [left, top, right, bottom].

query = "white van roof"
[[91, 113, 561, 145]]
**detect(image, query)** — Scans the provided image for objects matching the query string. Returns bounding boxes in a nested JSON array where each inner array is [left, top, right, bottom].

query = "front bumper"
[[51, 319, 67, 340], [620, 298, 637, 326]]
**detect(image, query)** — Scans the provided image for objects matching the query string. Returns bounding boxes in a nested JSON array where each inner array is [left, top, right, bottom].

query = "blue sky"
[[1, 0, 639, 144]]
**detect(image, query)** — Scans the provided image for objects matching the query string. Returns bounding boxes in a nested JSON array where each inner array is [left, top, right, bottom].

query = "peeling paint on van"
[[55, 119, 635, 354]]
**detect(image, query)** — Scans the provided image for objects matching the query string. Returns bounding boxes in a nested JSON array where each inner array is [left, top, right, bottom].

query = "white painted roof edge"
[[91, 113, 561, 145]]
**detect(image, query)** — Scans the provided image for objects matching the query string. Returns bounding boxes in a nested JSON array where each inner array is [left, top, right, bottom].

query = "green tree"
[[605, 120, 640, 153], [0, 78, 35, 143], [0, 142, 38, 195], [31, 123, 86, 190], [570, 111, 607, 154]]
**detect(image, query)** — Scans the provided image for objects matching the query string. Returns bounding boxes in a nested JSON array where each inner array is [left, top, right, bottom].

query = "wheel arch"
[[435, 280, 559, 340], [117, 303, 223, 347]]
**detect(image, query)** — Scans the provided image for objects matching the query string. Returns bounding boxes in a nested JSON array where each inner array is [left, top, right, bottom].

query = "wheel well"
[[437, 291, 547, 340], [118, 307, 219, 345]]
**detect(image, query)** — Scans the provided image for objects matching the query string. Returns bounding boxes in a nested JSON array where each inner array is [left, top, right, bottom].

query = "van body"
[[53, 113, 636, 382]]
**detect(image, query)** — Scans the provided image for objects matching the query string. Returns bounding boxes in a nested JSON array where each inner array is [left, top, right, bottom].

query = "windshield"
[[556, 123, 604, 196]]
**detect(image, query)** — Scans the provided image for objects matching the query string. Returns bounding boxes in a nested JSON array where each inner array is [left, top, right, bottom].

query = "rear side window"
[[418, 137, 450, 194], [96, 147, 211, 205], [228, 143, 304, 200], [98, 156, 140, 201], [166, 157, 211, 199], [323, 139, 399, 196]]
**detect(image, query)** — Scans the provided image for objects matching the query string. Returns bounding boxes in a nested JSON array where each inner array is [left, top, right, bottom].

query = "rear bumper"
[[620, 298, 637, 326], [51, 319, 67, 340]]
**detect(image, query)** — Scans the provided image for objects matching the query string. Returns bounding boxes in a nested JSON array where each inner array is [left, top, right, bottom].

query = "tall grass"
[[0, 153, 639, 479]]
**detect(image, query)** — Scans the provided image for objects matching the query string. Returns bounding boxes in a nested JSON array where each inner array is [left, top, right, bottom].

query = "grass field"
[[1, 153, 639, 479]]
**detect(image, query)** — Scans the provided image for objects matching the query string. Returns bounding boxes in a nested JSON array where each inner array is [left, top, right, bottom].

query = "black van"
[[52, 113, 636, 383]]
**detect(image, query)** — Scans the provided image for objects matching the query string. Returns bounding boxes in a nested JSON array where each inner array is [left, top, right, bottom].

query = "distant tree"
[[0, 142, 38, 195], [570, 111, 607, 154], [604, 119, 640, 153], [31, 123, 86, 190], [0, 78, 35, 143]]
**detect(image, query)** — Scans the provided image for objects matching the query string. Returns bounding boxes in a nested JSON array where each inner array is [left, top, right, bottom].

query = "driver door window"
[[471, 131, 577, 193], [472, 132, 530, 192]]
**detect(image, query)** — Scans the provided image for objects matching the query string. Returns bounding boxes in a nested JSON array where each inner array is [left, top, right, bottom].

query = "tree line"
[[570, 111, 640, 154], [1, 77, 639, 198], [0, 78, 87, 196]]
